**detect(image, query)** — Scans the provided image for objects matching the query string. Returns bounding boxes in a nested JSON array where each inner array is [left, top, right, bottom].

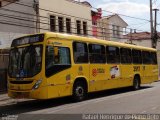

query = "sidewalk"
[[0, 93, 10, 102]]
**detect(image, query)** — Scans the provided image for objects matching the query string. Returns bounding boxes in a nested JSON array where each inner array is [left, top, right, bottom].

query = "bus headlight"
[[32, 79, 42, 90]]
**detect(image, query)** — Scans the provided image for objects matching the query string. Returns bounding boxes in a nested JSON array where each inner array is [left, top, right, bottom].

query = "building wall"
[[39, 0, 92, 36], [97, 15, 127, 41], [131, 39, 152, 48], [129, 39, 160, 50], [0, 32, 25, 49], [0, 0, 92, 48], [0, 0, 36, 48]]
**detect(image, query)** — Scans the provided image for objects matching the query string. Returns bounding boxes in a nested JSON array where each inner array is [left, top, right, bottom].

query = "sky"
[[78, 0, 160, 32]]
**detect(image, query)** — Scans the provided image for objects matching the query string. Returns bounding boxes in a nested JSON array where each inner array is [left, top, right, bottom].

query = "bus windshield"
[[8, 45, 42, 78]]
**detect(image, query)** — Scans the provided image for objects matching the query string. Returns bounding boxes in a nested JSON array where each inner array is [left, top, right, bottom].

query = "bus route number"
[[133, 66, 140, 72]]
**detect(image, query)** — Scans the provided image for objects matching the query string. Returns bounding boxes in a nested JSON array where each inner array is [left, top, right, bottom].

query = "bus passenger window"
[[106, 46, 120, 63], [45, 46, 71, 77], [120, 48, 132, 64], [151, 52, 157, 64], [132, 49, 142, 64], [89, 44, 106, 63], [46, 46, 54, 69], [142, 51, 152, 64], [73, 42, 88, 63]]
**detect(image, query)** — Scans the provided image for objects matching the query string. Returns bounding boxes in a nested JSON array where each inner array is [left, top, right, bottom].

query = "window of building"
[[83, 21, 87, 35], [58, 17, 63, 32], [112, 25, 116, 37], [73, 42, 88, 63], [132, 49, 142, 64], [66, 18, 71, 33], [89, 44, 106, 63], [106, 46, 120, 63], [142, 51, 151, 64], [50, 15, 56, 32], [120, 48, 132, 64], [76, 20, 81, 35], [117, 26, 120, 36]]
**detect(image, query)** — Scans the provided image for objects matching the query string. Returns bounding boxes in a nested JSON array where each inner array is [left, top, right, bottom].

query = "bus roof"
[[44, 32, 157, 52]]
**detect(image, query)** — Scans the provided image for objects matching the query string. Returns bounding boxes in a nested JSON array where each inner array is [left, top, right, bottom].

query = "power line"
[[0, 6, 146, 32], [129, 21, 149, 26], [0, 7, 147, 35], [0, 16, 149, 41], [0, 20, 131, 40], [91, 7, 151, 22], [0, 0, 149, 31], [1, 0, 154, 27], [129, 22, 150, 31], [152, 0, 157, 4], [0, 0, 155, 40]]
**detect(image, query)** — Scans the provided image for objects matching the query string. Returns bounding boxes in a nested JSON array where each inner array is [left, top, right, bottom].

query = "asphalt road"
[[1, 81, 160, 120]]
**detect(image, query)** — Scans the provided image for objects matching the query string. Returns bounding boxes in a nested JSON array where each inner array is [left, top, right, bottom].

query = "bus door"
[[46, 40, 72, 97]]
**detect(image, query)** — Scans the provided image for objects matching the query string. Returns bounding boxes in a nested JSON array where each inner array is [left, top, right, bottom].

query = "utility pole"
[[153, 8, 159, 48], [33, 0, 40, 33], [150, 0, 154, 48], [130, 29, 133, 44]]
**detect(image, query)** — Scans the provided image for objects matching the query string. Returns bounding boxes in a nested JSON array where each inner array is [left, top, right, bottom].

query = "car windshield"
[[8, 45, 42, 78]]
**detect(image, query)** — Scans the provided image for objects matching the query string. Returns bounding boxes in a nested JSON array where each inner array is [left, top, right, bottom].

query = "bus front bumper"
[[8, 87, 48, 100]]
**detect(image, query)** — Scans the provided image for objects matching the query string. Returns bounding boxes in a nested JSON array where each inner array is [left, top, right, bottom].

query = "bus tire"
[[133, 76, 140, 90], [72, 81, 87, 102]]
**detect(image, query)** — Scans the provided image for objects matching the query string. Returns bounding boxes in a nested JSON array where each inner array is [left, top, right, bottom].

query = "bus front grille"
[[10, 81, 33, 84]]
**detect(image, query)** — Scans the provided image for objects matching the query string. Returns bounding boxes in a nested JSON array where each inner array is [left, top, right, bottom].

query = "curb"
[[0, 97, 10, 102], [0, 94, 10, 102]]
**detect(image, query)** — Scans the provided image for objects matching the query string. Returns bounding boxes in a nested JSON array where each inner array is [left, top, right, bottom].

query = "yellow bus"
[[8, 32, 158, 101]]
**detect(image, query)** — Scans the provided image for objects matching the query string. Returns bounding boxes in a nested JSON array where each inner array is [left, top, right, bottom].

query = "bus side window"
[[120, 48, 132, 64], [73, 42, 88, 63], [142, 51, 151, 64], [151, 52, 157, 64], [106, 46, 120, 64], [89, 44, 106, 64], [132, 49, 142, 64], [46, 46, 54, 69]]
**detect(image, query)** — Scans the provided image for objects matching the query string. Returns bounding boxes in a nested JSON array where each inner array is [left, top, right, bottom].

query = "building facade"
[[97, 14, 128, 42], [91, 8, 102, 37], [0, 0, 92, 48], [0, 0, 36, 48], [125, 32, 160, 50], [39, 0, 92, 35]]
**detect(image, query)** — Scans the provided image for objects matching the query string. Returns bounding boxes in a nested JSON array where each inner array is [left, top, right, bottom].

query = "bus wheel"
[[73, 81, 87, 102], [133, 76, 140, 90]]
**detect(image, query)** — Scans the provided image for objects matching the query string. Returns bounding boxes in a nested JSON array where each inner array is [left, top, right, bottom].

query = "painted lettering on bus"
[[92, 68, 105, 77], [133, 66, 140, 72]]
